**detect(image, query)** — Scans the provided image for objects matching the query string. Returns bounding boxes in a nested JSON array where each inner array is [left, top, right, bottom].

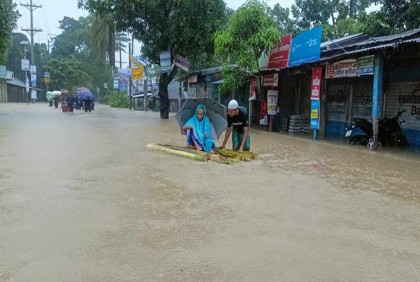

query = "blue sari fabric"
[[185, 104, 215, 153]]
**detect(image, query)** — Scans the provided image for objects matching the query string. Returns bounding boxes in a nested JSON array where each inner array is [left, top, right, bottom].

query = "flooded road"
[[0, 103, 419, 281]]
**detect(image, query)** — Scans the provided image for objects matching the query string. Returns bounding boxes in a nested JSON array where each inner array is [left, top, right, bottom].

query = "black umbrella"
[[176, 98, 227, 139]]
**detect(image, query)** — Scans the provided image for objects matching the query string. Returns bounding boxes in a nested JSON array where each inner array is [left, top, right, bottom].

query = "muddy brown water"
[[0, 103, 419, 281]]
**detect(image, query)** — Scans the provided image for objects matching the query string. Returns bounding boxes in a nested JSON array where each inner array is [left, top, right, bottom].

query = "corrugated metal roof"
[[6, 77, 26, 88], [320, 34, 420, 62], [354, 28, 420, 45], [321, 33, 367, 50]]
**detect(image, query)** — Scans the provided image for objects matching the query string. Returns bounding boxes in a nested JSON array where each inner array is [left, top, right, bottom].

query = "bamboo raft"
[[146, 143, 256, 164]]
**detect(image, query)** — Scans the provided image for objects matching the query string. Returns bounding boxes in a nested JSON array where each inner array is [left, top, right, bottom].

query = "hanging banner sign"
[[249, 78, 256, 101], [30, 65, 37, 74], [310, 100, 320, 129], [175, 54, 190, 72], [160, 50, 171, 74], [31, 74, 37, 87], [267, 90, 278, 115], [21, 59, 30, 72], [311, 67, 322, 100], [268, 34, 292, 69], [131, 65, 144, 80], [263, 73, 278, 87], [260, 98, 268, 125]]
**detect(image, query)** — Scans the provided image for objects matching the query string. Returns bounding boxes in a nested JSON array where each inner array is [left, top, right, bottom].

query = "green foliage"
[[79, 0, 228, 70], [78, 0, 230, 117], [214, 0, 280, 96], [218, 66, 247, 98], [47, 56, 92, 91], [214, 0, 281, 73], [360, 0, 420, 35], [91, 13, 116, 67], [290, 0, 376, 40], [272, 4, 297, 35], [49, 15, 113, 94], [6, 33, 29, 81], [0, 0, 20, 64], [103, 90, 129, 108]]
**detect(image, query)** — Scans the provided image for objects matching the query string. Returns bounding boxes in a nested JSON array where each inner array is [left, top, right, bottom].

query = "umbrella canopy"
[[176, 98, 227, 139], [51, 90, 61, 97], [76, 88, 94, 100], [60, 88, 69, 94]]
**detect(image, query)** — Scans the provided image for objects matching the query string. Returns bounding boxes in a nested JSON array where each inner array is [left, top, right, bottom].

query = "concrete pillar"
[[371, 56, 384, 150]]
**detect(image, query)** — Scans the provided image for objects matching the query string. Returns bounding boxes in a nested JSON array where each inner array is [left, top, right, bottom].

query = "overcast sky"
[[14, 0, 295, 45]]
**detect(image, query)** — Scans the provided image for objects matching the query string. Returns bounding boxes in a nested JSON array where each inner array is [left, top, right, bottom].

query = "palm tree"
[[91, 13, 116, 70], [115, 32, 130, 69]]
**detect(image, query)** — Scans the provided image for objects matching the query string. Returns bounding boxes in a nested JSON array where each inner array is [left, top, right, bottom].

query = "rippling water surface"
[[0, 103, 419, 281]]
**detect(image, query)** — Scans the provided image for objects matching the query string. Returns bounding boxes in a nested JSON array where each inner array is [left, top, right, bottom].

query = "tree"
[[6, 33, 30, 81], [214, 0, 280, 98], [0, 0, 20, 64], [91, 13, 116, 68], [290, 0, 376, 39], [49, 15, 113, 96], [47, 56, 91, 91], [78, 0, 229, 119], [359, 0, 420, 35], [272, 4, 297, 35], [115, 32, 130, 69]]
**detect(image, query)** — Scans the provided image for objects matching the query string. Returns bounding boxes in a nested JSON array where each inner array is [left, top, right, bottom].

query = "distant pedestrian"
[[84, 99, 92, 112], [53, 95, 59, 108]]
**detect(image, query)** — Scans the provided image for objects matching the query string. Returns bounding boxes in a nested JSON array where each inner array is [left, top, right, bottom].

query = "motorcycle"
[[345, 110, 408, 149]]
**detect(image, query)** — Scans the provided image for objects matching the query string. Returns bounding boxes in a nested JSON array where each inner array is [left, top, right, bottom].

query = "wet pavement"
[[0, 103, 419, 281]]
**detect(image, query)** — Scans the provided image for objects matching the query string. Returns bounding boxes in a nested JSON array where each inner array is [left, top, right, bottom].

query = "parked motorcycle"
[[345, 110, 408, 149]]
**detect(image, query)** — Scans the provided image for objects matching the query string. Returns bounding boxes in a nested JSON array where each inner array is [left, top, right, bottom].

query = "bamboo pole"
[[146, 143, 207, 161]]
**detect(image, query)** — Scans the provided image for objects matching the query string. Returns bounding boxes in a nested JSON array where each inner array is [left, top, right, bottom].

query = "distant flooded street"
[[0, 103, 419, 281]]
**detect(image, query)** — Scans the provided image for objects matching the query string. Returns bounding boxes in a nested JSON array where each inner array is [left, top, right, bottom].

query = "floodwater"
[[0, 103, 419, 281]]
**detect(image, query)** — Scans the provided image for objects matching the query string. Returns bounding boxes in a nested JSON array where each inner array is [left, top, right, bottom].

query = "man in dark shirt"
[[220, 99, 251, 151]]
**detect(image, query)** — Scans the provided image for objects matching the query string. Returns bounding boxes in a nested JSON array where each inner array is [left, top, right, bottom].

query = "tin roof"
[[6, 77, 26, 88], [320, 28, 420, 62]]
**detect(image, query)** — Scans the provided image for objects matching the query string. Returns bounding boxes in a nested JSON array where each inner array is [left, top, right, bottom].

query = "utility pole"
[[47, 34, 56, 55], [129, 42, 132, 110], [349, 0, 356, 17], [20, 0, 42, 67]]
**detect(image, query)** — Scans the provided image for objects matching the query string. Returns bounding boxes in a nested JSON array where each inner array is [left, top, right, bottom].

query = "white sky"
[[14, 0, 294, 45]]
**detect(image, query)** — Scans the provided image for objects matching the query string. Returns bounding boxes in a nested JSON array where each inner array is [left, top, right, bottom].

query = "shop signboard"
[[325, 59, 357, 78], [267, 90, 278, 115], [310, 100, 320, 129], [0, 65, 7, 78], [288, 26, 322, 67], [311, 67, 322, 100], [326, 56, 375, 78], [160, 50, 171, 74], [21, 59, 30, 72], [175, 54, 190, 72], [263, 73, 278, 87], [357, 55, 375, 75], [31, 74, 36, 87], [131, 65, 144, 80], [268, 34, 292, 69]]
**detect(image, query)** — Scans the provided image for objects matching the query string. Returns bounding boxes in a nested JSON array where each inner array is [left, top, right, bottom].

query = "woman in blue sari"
[[183, 104, 215, 153]]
